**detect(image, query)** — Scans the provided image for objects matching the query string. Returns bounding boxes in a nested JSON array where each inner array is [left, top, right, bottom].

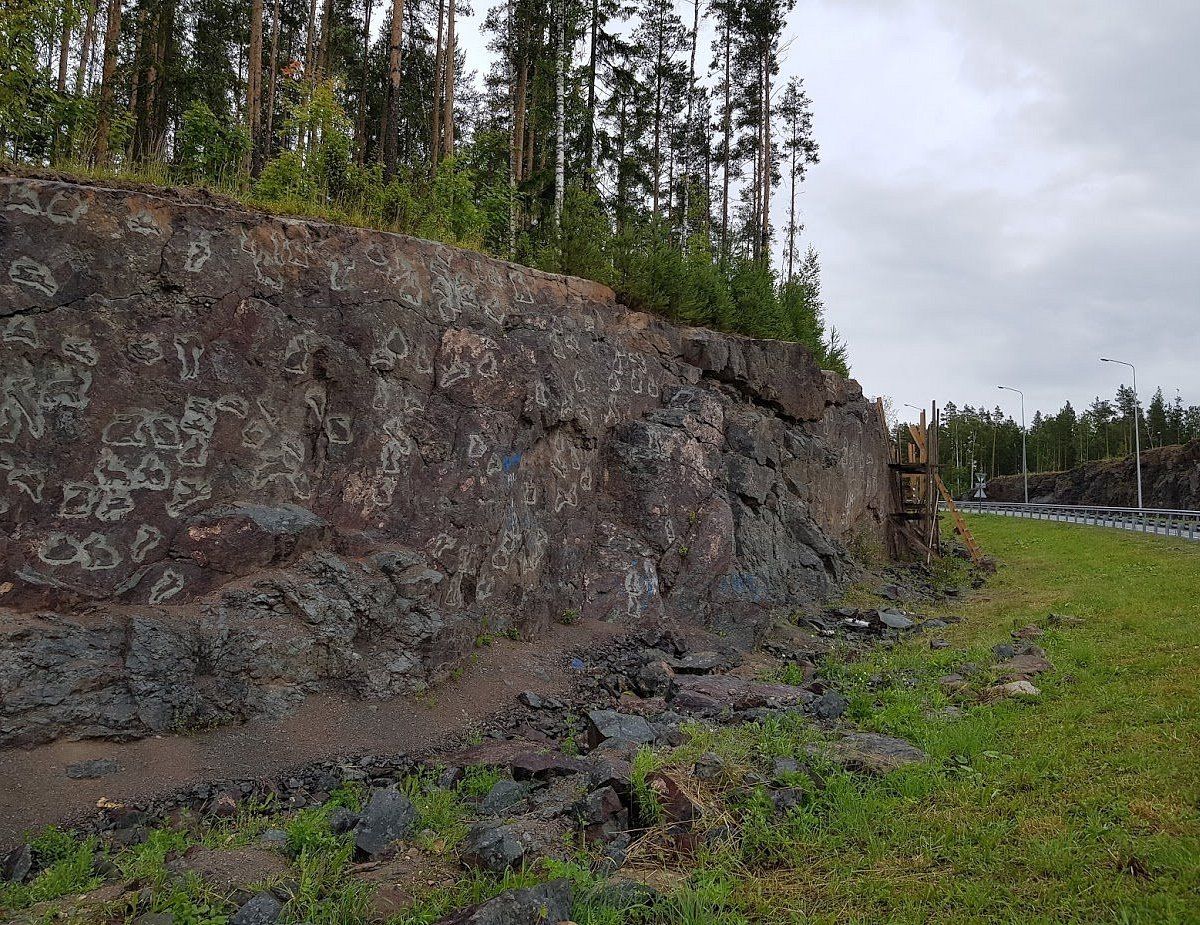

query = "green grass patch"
[[685, 517, 1200, 923]]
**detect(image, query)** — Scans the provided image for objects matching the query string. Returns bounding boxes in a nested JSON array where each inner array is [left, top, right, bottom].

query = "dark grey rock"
[[132, 914, 176, 925], [930, 638, 951, 650], [633, 660, 675, 698], [517, 691, 544, 709], [230, 892, 283, 925], [66, 757, 119, 779], [670, 651, 730, 674], [436, 879, 572, 924], [810, 691, 849, 721], [586, 710, 656, 749], [878, 610, 915, 630], [2, 844, 32, 884], [771, 757, 800, 779], [479, 779, 529, 815], [992, 644, 1017, 661], [354, 788, 416, 856], [594, 877, 660, 912], [769, 787, 808, 814], [598, 832, 631, 873], [461, 823, 527, 873], [329, 807, 360, 835]]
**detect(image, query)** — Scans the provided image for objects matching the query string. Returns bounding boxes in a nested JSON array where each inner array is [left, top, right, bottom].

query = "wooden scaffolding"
[[881, 401, 982, 565]]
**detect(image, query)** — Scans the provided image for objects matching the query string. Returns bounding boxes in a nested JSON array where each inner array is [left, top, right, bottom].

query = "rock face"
[[985, 441, 1200, 508], [0, 177, 891, 746]]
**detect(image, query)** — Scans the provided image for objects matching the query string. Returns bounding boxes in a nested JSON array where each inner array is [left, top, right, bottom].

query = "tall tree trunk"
[[553, 0, 564, 243], [57, 1, 72, 93], [442, 0, 456, 159], [524, 109, 533, 181], [247, 0, 265, 175], [93, 0, 122, 166], [305, 0, 319, 84], [318, 0, 333, 75], [127, 4, 146, 160], [513, 58, 528, 182], [681, 0, 698, 245], [382, 0, 404, 177], [75, 0, 97, 94], [651, 17, 662, 217], [148, 0, 173, 160], [786, 116, 797, 282], [719, 19, 731, 261], [584, 0, 598, 177], [507, 0, 517, 253], [760, 49, 771, 263], [265, 0, 281, 161], [429, 0, 445, 173], [354, 0, 373, 163]]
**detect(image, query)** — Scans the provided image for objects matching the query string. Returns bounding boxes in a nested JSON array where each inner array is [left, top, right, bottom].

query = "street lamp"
[[997, 385, 1028, 504], [1100, 357, 1143, 509]]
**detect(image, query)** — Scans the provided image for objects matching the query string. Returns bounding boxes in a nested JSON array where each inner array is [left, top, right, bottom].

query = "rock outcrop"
[[0, 177, 891, 746], [986, 441, 1200, 508]]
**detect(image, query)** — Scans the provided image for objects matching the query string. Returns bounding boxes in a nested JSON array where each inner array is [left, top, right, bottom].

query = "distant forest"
[[0, 0, 850, 373], [927, 386, 1200, 495]]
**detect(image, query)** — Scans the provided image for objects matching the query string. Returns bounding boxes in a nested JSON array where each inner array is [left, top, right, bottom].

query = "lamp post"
[[1101, 357, 1143, 509], [998, 385, 1028, 504]]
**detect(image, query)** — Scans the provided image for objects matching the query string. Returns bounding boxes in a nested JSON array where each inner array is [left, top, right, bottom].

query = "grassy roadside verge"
[[3, 516, 1197, 924], [684, 514, 1200, 923]]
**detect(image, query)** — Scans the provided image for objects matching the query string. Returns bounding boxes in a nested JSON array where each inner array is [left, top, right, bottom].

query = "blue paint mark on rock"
[[502, 452, 523, 473]]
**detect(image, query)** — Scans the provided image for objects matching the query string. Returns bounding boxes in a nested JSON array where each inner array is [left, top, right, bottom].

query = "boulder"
[[479, 779, 530, 815], [672, 675, 811, 712], [230, 892, 283, 925], [586, 711, 656, 749], [809, 691, 849, 721], [826, 732, 927, 775], [633, 660, 675, 698], [354, 788, 417, 857], [877, 610, 915, 631], [579, 786, 629, 840], [511, 750, 592, 780], [995, 653, 1053, 681], [1, 844, 32, 883], [983, 680, 1041, 702], [435, 879, 572, 925], [461, 823, 528, 873]]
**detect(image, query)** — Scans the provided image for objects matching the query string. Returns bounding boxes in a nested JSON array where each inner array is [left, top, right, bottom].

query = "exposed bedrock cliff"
[[986, 441, 1200, 508], [0, 177, 892, 746]]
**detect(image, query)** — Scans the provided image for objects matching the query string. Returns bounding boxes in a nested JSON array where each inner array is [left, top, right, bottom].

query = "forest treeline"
[[931, 385, 1200, 495], [0, 0, 849, 373]]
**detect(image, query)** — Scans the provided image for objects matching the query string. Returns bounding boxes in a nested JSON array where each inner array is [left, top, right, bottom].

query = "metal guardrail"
[[939, 501, 1200, 541]]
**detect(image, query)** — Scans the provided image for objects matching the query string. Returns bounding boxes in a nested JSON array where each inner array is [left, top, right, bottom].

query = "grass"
[[2, 517, 1197, 924], [648, 515, 1200, 924]]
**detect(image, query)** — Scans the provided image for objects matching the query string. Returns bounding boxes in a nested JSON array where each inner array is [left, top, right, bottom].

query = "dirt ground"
[[0, 617, 625, 846]]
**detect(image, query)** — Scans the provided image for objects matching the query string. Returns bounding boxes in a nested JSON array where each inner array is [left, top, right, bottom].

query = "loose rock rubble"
[[1, 577, 1066, 925]]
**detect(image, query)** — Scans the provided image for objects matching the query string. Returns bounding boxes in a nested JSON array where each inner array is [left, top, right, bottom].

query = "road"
[[954, 502, 1200, 542]]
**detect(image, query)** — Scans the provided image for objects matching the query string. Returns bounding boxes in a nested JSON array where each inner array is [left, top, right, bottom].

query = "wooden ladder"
[[934, 473, 983, 564]]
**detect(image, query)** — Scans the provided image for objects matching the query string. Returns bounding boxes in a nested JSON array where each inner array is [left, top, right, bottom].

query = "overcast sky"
[[458, 0, 1199, 421]]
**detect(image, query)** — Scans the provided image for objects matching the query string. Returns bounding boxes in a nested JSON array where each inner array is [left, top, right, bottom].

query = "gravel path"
[[0, 618, 624, 846]]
